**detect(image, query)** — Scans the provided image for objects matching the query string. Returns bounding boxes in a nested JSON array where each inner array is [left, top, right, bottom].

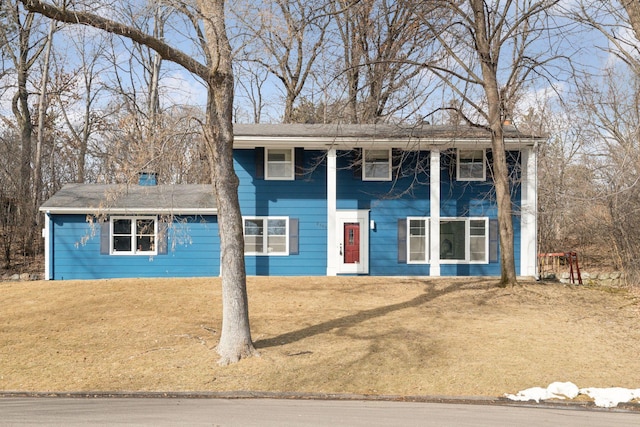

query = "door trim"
[[335, 210, 369, 274]]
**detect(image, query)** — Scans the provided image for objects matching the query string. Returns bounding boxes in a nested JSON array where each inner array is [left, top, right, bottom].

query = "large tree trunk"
[[471, 0, 517, 286], [198, 0, 257, 365]]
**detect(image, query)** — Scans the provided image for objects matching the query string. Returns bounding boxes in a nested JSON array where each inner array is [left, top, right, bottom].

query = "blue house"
[[40, 124, 542, 280]]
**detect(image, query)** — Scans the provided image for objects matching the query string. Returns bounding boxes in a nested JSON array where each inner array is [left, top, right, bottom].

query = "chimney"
[[138, 172, 158, 186]]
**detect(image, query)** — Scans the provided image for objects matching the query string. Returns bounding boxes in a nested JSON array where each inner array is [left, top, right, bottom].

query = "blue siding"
[[50, 214, 219, 280], [234, 147, 524, 277], [235, 149, 328, 275]]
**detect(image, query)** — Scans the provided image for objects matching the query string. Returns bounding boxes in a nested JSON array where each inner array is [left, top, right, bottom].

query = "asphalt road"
[[1, 398, 639, 426]]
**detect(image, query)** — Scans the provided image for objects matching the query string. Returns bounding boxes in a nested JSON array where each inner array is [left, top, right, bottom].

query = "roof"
[[39, 183, 216, 215], [232, 123, 544, 149]]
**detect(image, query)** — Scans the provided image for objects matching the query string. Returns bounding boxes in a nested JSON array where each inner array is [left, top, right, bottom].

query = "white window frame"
[[243, 216, 289, 256], [362, 148, 392, 181], [110, 216, 158, 256], [407, 217, 430, 264], [457, 148, 486, 181], [439, 217, 489, 264], [265, 148, 294, 180]]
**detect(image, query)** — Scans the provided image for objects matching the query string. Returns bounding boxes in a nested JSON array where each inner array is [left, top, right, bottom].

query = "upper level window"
[[457, 149, 486, 181], [243, 217, 289, 255], [111, 217, 157, 255], [266, 148, 294, 180], [363, 148, 392, 181]]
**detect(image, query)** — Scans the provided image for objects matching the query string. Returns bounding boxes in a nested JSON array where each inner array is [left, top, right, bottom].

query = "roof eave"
[[39, 207, 218, 215]]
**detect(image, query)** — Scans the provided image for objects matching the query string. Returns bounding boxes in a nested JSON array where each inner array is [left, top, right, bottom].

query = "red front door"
[[343, 222, 360, 263]]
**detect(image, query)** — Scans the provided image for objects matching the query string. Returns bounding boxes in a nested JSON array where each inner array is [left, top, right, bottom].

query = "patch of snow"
[[579, 387, 640, 409], [505, 382, 640, 408], [504, 382, 578, 403]]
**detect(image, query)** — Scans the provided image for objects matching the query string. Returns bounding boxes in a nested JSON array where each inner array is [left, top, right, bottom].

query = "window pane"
[[245, 235, 263, 253], [440, 220, 465, 260], [470, 236, 486, 261], [409, 237, 426, 261], [268, 149, 291, 162], [113, 219, 131, 234], [113, 236, 131, 252], [267, 219, 286, 236], [244, 219, 263, 235], [136, 219, 154, 234], [137, 236, 154, 251], [267, 163, 292, 178], [267, 235, 286, 253]]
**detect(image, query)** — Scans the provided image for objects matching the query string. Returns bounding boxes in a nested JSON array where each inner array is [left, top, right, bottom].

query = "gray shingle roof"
[[233, 123, 539, 139], [40, 183, 216, 214]]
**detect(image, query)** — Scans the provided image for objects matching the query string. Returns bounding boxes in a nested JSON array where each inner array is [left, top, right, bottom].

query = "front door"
[[336, 210, 368, 274], [343, 223, 360, 264]]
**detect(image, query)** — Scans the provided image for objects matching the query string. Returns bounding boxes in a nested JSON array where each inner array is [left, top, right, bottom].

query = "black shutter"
[[398, 218, 407, 263], [100, 220, 110, 255], [352, 148, 362, 180], [392, 148, 402, 173], [157, 220, 168, 255], [289, 218, 299, 255], [295, 147, 304, 179], [255, 147, 265, 179], [489, 218, 499, 262]]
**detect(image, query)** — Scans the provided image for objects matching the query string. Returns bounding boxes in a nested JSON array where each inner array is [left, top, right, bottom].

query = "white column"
[[430, 150, 441, 276], [520, 146, 538, 277], [43, 211, 50, 280], [326, 148, 338, 276]]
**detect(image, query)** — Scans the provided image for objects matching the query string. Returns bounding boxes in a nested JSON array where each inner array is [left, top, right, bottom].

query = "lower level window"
[[408, 217, 429, 263], [243, 217, 289, 255], [440, 217, 488, 263], [111, 217, 157, 255]]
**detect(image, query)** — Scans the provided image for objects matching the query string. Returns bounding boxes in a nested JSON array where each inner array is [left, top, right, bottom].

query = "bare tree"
[[231, 0, 330, 123], [20, 0, 256, 365], [417, 0, 563, 286], [329, 0, 436, 124]]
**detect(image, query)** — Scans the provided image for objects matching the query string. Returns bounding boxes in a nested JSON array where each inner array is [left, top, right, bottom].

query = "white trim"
[[520, 147, 538, 277], [43, 211, 50, 280], [110, 216, 158, 256], [327, 149, 338, 276], [336, 210, 369, 274], [430, 150, 441, 276], [456, 148, 486, 181], [362, 148, 392, 181], [242, 216, 290, 256], [265, 147, 295, 180]]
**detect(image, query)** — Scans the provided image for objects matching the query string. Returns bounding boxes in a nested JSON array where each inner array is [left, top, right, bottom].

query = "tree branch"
[[19, 0, 213, 81]]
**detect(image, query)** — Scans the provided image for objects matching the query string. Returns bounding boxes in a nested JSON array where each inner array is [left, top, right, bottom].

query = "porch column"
[[520, 146, 538, 277], [327, 148, 338, 276], [430, 150, 441, 276]]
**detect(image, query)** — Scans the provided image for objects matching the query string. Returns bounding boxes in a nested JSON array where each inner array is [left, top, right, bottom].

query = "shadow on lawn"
[[254, 278, 494, 349]]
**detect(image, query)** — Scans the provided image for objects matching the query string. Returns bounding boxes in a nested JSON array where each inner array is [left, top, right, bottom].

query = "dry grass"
[[1, 276, 640, 398]]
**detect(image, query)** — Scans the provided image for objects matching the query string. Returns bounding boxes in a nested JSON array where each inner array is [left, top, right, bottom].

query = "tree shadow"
[[254, 278, 492, 349]]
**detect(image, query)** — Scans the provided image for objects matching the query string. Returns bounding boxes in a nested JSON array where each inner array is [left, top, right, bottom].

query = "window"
[[457, 149, 486, 181], [111, 217, 157, 255], [363, 148, 391, 181], [243, 217, 289, 255], [265, 148, 294, 180], [440, 217, 488, 263], [408, 217, 429, 263]]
